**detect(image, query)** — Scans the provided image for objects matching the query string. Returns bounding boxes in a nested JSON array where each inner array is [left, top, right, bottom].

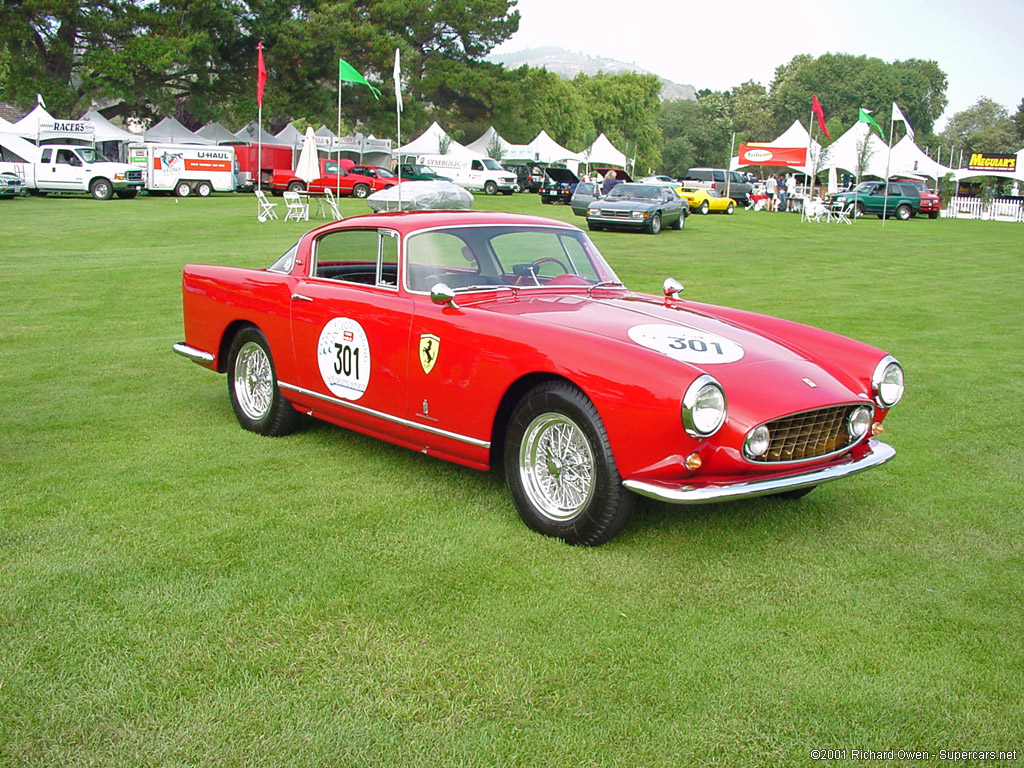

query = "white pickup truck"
[[0, 135, 144, 199]]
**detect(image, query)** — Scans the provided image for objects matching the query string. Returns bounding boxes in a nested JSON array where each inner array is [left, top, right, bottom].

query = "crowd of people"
[[759, 172, 799, 212]]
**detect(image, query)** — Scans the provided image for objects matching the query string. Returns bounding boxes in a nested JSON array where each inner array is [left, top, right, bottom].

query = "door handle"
[[291, 293, 313, 302]]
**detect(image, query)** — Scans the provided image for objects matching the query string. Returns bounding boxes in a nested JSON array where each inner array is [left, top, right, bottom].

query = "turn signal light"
[[685, 453, 703, 471], [871, 422, 885, 436]]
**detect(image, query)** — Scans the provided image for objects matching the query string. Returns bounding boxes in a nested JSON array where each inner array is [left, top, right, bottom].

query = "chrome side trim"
[[623, 440, 896, 504], [172, 342, 215, 364], [279, 381, 491, 450]]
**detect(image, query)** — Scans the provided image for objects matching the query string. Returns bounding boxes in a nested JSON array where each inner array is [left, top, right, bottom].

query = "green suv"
[[831, 181, 926, 221]]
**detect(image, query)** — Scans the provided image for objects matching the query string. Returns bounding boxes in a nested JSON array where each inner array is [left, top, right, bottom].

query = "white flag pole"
[[394, 47, 403, 211]]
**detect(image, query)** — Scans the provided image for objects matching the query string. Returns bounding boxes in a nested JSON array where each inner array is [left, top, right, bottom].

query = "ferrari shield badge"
[[419, 334, 440, 374]]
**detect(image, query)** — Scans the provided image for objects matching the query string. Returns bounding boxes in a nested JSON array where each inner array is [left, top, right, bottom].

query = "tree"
[[941, 97, 1017, 154]]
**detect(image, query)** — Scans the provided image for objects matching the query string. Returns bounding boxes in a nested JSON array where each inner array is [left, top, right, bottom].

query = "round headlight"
[[872, 355, 904, 408], [847, 406, 872, 440], [744, 424, 771, 459], [682, 375, 727, 438]]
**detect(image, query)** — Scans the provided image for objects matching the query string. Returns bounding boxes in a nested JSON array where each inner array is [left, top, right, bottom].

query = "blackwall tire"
[[352, 184, 370, 198], [648, 213, 662, 234], [196, 181, 213, 197], [175, 181, 191, 197], [90, 178, 113, 200], [896, 204, 912, 221], [484, 181, 498, 196], [504, 381, 634, 545], [227, 327, 297, 437]]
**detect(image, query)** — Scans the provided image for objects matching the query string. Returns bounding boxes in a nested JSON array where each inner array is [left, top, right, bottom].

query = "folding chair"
[[831, 201, 853, 225], [803, 199, 828, 222], [324, 187, 343, 221], [255, 189, 278, 222], [283, 191, 309, 222]]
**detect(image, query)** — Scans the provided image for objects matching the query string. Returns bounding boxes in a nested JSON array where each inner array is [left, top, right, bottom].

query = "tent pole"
[[882, 112, 894, 227]]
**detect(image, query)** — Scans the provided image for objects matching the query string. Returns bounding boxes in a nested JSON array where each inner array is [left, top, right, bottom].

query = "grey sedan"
[[586, 183, 689, 234]]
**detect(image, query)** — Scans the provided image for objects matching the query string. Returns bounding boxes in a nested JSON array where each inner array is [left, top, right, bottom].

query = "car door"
[[42, 148, 85, 190], [288, 227, 413, 444], [661, 188, 683, 223], [571, 182, 597, 216]]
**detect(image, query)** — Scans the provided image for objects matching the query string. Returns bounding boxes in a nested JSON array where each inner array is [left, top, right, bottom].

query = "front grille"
[[598, 209, 631, 218], [126, 170, 143, 182], [753, 405, 865, 463]]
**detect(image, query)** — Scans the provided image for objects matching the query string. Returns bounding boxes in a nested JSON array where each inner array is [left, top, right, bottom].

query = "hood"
[[545, 168, 580, 184], [472, 290, 871, 420]]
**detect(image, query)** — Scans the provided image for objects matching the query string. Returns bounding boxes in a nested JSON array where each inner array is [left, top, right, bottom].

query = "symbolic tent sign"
[[736, 144, 807, 167]]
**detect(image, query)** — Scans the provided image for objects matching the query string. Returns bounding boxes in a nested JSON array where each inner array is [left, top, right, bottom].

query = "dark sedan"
[[586, 183, 689, 234]]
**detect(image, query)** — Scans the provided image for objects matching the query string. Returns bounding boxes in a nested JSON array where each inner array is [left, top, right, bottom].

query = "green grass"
[[1, 192, 1022, 766]]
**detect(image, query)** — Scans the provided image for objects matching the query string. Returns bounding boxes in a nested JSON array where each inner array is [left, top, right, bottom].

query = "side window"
[[313, 229, 395, 287], [471, 160, 483, 171], [57, 150, 81, 166], [713, 170, 725, 182], [41, 148, 53, 163], [324, 160, 339, 175]]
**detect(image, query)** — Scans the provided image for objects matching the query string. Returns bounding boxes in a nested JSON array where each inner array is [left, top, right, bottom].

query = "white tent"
[[0, 130, 42, 163], [197, 122, 242, 144], [528, 130, 582, 166], [12, 104, 96, 143], [145, 116, 213, 144], [883, 135, 952, 181], [731, 120, 822, 176], [820, 122, 888, 180], [466, 126, 519, 158], [397, 121, 480, 159], [953, 148, 1024, 183], [583, 133, 629, 169], [79, 110, 136, 142]]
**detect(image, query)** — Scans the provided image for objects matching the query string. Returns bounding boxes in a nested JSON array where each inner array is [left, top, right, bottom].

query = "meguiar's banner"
[[967, 153, 1017, 172], [737, 144, 807, 167]]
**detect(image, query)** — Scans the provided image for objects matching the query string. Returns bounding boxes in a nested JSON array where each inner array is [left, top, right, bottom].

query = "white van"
[[128, 143, 236, 197], [415, 154, 517, 195]]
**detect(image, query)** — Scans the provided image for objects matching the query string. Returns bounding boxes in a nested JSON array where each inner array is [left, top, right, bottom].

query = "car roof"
[[303, 210, 581, 238]]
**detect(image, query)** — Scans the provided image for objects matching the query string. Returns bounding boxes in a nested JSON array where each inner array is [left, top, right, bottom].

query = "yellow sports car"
[[676, 185, 736, 215]]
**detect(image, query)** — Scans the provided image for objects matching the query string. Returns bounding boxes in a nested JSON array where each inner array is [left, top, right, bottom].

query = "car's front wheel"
[[699, 200, 709, 215], [227, 327, 297, 437], [726, 202, 735, 215], [504, 381, 635, 546], [90, 178, 113, 200], [647, 212, 662, 234], [484, 181, 498, 195]]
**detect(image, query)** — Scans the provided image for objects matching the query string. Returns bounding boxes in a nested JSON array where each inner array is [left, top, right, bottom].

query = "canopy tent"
[[275, 123, 303, 147], [582, 133, 629, 170], [397, 121, 480, 159], [885, 135, 952, 181], [465, 126, 519, 159], [145, 116, 213, 144], [0, 129, 42, 163], [528, 130, 583, 167], [953, 148, 1024, 183], [197, 121, 242, 144], [236, 122, 290, 145], [11, 104, 95, 143], [731, 120, 821, 176], [816, 122, 887, 180], [78, 110, 136, 142]]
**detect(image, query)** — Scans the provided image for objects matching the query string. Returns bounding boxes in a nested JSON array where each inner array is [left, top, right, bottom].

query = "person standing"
[[786, 173, 797, 212], [766, 174, 778, 211]]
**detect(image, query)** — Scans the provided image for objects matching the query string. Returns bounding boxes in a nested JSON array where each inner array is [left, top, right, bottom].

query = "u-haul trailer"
[[128, 144, 236, 197]]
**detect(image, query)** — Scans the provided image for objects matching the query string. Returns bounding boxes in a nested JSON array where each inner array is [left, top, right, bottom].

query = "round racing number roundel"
[[317, 318, 371, 400], [627, 324, 744, 365]]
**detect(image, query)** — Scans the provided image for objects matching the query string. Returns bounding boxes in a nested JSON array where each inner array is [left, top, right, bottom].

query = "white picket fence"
[[944, 196, 1024, 222]]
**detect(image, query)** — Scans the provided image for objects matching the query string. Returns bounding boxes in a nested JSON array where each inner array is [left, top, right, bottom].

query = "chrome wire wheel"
[[519, 412, 596, 521], [233, 341, 274, 421]]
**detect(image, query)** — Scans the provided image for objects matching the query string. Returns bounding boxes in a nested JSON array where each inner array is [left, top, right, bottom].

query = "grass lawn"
[[1, 192, 1022, 766]]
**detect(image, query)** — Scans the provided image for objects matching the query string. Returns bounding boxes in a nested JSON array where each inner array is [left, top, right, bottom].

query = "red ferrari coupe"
[[174, 211, 904, 545]]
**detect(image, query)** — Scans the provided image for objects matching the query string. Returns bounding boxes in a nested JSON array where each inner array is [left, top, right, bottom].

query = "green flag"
[[858, 108, 883, 139], [338, 58, 380, 99]]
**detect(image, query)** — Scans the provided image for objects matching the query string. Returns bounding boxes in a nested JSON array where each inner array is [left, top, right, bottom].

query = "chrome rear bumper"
[[623, 440, 896, 504]]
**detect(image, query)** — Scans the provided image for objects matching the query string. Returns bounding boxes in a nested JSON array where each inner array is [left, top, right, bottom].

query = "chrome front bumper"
[[623, 440, 896, 504]]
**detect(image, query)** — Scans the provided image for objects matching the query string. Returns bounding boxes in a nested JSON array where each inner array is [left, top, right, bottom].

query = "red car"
[[267, 159, 397, 198], [173, 211, 904, 545]]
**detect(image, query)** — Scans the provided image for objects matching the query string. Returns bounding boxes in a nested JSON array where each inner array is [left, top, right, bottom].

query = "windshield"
[[481, 158, 503, 171], [607, 184, 661, 200], [405, 225, 621, 293]]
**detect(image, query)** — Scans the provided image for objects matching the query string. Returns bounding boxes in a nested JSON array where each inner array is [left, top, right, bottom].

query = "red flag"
[[257, 42, 267, 106], [812, 95, 831, 139]]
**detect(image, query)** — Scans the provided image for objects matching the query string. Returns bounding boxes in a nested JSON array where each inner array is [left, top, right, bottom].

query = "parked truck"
[[128, 143, 236, 197], [414, 154, 517, 195], [0, 134, 143, 200]]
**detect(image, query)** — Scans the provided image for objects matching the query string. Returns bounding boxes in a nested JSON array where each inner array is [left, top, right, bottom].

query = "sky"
[[491, 0, 1022, 131]]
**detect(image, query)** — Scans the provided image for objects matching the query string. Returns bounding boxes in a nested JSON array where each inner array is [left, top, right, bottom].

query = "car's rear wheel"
[[671, 212, 684, 230], [352, 183, 370, 198], [227, 327, 297, 437], [896, 204, 912, 221], [287, 181, 305, 193], [504, 381, 634, 545], [647, 212, 662, 234]]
